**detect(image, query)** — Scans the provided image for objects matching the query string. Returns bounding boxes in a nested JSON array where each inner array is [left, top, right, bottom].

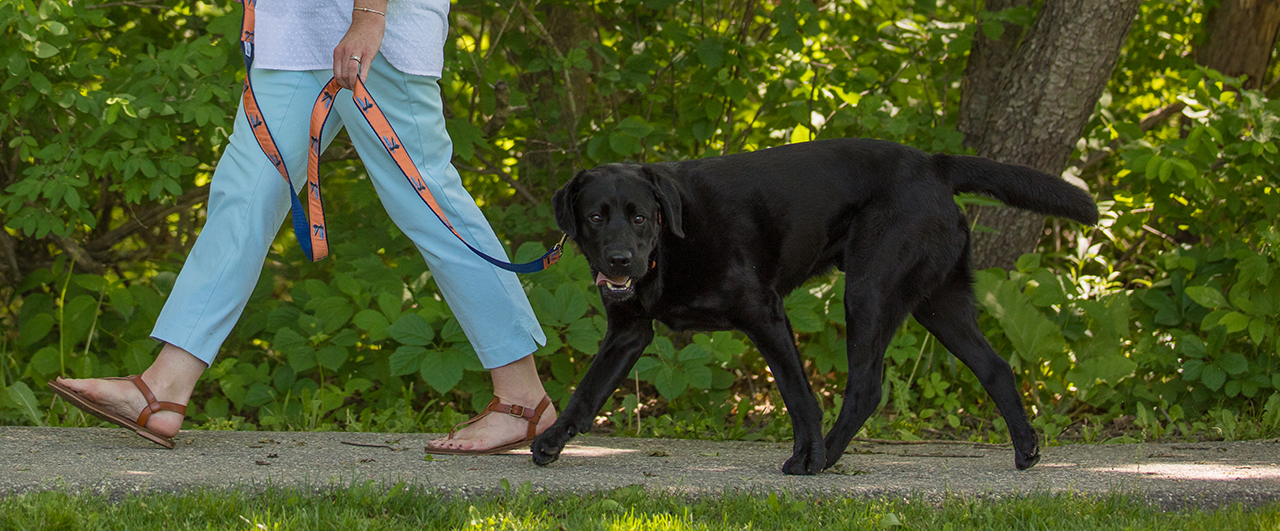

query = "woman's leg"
[[56, 69, 337, 437], [322, 57, 553, 450]]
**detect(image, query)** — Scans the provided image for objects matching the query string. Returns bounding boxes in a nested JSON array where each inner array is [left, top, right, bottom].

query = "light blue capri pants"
[[152, 54, 545, 368]]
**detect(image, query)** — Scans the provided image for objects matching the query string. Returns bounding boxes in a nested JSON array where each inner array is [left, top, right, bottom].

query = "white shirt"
[[252, 0, 449, 78]]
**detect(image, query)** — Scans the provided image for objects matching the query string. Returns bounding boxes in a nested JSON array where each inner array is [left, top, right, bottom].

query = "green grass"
[[2, 482, 1277, 530]]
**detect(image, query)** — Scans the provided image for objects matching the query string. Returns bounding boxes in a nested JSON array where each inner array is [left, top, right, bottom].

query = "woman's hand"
[[333, 3, 388, 90]]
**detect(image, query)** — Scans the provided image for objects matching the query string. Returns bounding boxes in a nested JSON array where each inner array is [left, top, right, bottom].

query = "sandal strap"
[[447, 395, 552, 440], [127, 375, 187, 427]]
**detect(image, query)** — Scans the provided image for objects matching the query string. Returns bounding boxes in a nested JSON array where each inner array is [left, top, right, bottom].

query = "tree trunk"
[[514, 1, 595, 190], [1197, 0, 1280, 90], [957, 0, 1036, 150], [962, 0, 1142, 271]]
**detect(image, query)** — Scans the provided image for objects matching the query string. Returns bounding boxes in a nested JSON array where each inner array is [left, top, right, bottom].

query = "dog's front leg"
[[741, 313, 826, 475], [531, 315, 654, 466]]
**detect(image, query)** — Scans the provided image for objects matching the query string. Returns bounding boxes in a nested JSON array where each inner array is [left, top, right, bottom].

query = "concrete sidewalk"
[[1, 427, 1277, 509]]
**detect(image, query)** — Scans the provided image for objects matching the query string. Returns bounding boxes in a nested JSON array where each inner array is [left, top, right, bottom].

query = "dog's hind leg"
[[911, 272, 1041, 470], [531, 315, 655, 466], [738, 303, 826, 475], [821, 274, 916, 469]]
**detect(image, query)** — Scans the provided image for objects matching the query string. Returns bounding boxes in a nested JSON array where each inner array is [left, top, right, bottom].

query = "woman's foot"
[[51, 344, 205, 440], [53, 376, 186, 438], [426, 391, 557, 452], [427, 354, 556, 452]]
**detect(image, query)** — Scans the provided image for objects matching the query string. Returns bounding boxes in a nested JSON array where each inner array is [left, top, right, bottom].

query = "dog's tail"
[[934, 154, 1099, 225]]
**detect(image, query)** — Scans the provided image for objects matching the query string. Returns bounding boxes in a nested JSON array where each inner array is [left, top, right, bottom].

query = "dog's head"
[[552, 163, 684, 302]]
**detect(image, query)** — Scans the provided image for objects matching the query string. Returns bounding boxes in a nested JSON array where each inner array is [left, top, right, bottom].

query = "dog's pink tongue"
[[595, 272, 626, 286]]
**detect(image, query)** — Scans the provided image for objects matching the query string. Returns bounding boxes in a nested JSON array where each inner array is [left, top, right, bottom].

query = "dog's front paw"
[[782, 441, 825, 476], [1015, 443, 1041, 470], [531, 430, 565, 466]]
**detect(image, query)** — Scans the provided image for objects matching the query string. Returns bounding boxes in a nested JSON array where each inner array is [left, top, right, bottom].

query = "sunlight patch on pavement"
[[1088, 462, 1280, 481]]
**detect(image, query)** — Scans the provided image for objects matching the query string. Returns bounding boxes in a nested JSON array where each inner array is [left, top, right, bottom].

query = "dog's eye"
[[632, 215, 645, 225], [588, 214, 603, 224]]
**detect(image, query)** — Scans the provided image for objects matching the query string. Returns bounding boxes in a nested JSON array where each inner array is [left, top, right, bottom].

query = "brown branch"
[[56, 236, 105, 275], [84, 184, 210, 253], [454, 155, 541, 205], [1076, 102, 1188, 173], [482, 80, 511, 138], [514, 1, 579, 139], [87, 1, 164, 10], [850, 437, 1010, 448]]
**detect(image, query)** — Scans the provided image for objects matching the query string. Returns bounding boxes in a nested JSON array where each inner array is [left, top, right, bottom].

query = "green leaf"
[[1200, 363, 1226, 391], [555, 284, 589, 324], [1184, 285, 1229, 309], [615, 116, 654, 139], [696, 38, 725, 69], [60, 295, 99, 349], [31, 347, 60, 376], [108, 285, 135, 320], [390, 345, 428, 376], [7, 382, 43, 426], [1218, 312, 1250, 333], [787, 306, 823, 333], [445, 117, 485, 159], [353, 309, 390, 340], [377, 291, 403, 322], [981, 20, 1004, 41], [33, 41, 59, 59], [565, 318, 603, 354], [18, 313, 55, 348], [388, 313, 435, 346], [243, 383, 274, 407], [287, 347, 316, 372], [677, 343, 713, 365], [976, 273, 1065, 362], [311, 296, 354, 334], [72, 274, 108, 292], [1072, 354, 1138, 385], [609, 131, 642, 156], [1248, 319, 1268, 345], [633, 356, 662, 380], [420, 348, 465, 394], [1217, 352, 1249, 375], [685, 364, 712, 390], [316, 345, 348, 371], [653, 366, 688, 400], [273, 327, 307, 352]]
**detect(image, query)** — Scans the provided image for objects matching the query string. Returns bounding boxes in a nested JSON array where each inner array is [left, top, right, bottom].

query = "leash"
[[237, 0, 563, 273]]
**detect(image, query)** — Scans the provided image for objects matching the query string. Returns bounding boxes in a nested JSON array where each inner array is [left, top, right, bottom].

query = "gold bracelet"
[[353, 6, 385, 17]]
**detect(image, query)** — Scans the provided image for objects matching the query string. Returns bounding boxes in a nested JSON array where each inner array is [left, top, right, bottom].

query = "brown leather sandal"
[[424, 395, 552, 456], [48, 376, 186, 449]]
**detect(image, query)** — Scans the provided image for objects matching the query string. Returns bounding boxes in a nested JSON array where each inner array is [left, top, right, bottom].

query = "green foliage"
[[2, 0, 1280, 446]]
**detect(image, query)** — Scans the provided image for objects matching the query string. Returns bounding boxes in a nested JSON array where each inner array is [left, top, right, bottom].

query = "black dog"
[[532, 138, 1097, 475]]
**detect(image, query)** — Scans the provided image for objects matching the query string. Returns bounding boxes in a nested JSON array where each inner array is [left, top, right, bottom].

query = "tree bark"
[[962, 0, 1142, 271], [957, 0, 1036, 151], [514, 1, 595, 189], [1196, 0, 1280, 90]]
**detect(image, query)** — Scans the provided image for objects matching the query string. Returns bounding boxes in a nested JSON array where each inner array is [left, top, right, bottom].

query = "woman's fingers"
[[333, 12, 385, 89]]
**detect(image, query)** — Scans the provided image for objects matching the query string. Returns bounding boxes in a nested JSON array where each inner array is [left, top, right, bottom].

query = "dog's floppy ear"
[[642, 165, 684, 238], [552, 171, 585, 240]]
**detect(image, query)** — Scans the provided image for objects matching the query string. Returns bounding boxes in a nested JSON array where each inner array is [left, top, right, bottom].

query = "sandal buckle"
[[506, 405, 525, 417]]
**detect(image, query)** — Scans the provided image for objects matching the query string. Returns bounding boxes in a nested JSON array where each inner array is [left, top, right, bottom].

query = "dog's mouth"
[[595, 272, 635, 294]]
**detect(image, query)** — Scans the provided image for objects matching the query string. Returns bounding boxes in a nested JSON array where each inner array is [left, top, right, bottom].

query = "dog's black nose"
[[607, 251, 632, 269]]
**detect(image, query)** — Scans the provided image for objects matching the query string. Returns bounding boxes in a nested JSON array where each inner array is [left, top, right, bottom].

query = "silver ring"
[[349, 55, 361, 62]]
